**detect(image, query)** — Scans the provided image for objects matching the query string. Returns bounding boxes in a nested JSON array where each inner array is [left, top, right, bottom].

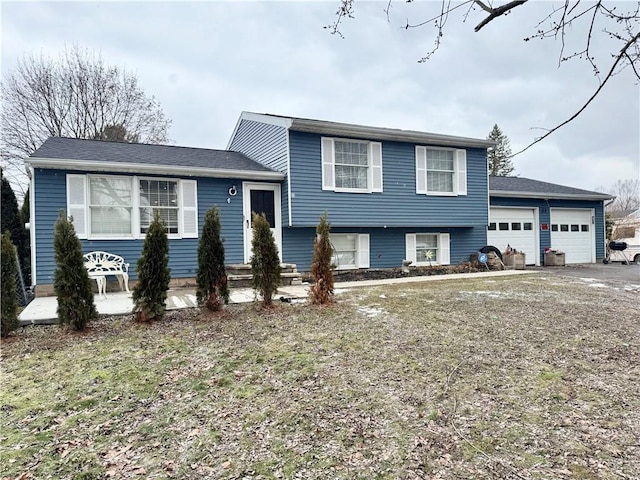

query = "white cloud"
[[1, 0, 637, 192]]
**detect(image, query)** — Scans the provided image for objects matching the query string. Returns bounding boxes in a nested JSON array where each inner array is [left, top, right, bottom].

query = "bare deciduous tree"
[[600, 179, 640, 212], [1, 46, 171, 196], [327, 1, 639, 155]]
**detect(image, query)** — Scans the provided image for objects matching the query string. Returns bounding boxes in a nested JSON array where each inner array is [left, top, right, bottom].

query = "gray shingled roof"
[[29, 137, 279, 174], [238, 112, 494, 149], [490, 176, 613, 200]]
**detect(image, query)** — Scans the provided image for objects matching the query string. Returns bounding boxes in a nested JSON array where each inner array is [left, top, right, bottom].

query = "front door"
[[243, 182, 282, 263]]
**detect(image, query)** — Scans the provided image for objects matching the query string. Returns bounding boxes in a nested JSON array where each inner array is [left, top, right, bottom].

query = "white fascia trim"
[[490, 190, 613, 201], [291, 118, 494, 148], [28, 158, 285, 181], [226, 115, 245, 150], [239, 112, 293, 129]]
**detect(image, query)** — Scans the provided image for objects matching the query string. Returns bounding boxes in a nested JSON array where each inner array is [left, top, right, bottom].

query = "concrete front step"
[[226, 264, 302, 288]]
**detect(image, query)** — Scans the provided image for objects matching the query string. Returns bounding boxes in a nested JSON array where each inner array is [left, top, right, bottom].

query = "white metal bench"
[[83, 251, 130, 299]]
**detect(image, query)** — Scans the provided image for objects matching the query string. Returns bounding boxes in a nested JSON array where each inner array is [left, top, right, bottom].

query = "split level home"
[[26, 112, 612, 296]]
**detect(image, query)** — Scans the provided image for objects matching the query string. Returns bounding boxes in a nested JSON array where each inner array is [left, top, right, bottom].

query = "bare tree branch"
[[473, 0, 529, 32], [328, 1, 639, 157], [512, 30, 640, 156]]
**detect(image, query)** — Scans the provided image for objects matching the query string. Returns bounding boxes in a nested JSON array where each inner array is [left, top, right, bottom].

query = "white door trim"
[[243, 182, 282, 264]]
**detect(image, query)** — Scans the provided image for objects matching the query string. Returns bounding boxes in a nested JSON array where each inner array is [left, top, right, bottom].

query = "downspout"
[[28, 165, 36, 288]]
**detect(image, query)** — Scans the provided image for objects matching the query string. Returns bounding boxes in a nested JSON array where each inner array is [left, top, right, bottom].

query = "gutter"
[[490, 190, 614, 201], [27, 158, 285, 181], [290, 118, 494, 149]]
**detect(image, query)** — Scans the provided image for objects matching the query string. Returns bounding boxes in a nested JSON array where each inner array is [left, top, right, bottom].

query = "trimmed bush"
[[1, 232, 20, 337], [196, 206, 229, 311], [132, 212, 171, 322], [309, 212, 335, 305], [53, 211, 97, 330], [250, 212, 281, 306]]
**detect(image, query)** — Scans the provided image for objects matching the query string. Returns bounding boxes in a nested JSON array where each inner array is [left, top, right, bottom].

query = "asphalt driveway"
[[535, 262, 640, 292]]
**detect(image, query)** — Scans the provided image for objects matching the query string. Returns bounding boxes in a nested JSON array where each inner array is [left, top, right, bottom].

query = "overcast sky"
[[2, 1, 638, 192]]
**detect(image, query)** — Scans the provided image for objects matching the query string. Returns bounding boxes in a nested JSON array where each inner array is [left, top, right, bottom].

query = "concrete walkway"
[[18, 269, 536, 325]]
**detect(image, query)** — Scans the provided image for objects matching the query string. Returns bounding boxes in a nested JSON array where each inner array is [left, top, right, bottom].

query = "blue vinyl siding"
[[228, 119, 288, 173], [282, 226, 485, 271], [32, 168, 249, 286], [490, 196, 606, 263], [288, 131, 489, 228]]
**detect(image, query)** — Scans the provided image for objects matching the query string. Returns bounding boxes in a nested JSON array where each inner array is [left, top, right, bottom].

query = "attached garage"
[[550, 208, 594, 264], [489, 176, 612, 265], [488, 207, 538, 265]]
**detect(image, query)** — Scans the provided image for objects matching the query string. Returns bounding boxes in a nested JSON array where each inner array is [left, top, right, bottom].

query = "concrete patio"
[[18, 270, 536, 325]]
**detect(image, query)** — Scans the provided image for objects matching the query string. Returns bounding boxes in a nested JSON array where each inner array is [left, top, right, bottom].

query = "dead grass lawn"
[[1, 275, 638, 479]]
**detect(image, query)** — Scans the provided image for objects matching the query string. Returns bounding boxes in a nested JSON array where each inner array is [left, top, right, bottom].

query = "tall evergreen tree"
[[19, 187, 31, 284], [132, 212, 171, 322], [250, 212, 281, 307], [53, 211, 97, 331], [1, 169, 29, 282], [309, 212, 335, 305], [487, 124, 515, 177], [20, 187, 30, 227], [1, 232, 20, 337], [196, 206, 229, 311]]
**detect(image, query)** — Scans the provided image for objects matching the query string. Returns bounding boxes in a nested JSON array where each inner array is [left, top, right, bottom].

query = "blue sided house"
[[26, 111, 611, 295]]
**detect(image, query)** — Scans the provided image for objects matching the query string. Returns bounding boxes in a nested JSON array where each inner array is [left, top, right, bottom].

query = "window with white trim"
[[330, 233, 370, 269], [415, 146, 467, 196], [405, 233, 451, 265], [88, 176, 133, 236], [139, 179, 179, 235], [67, 174, 198, 240], [322, 137, 383, 193]]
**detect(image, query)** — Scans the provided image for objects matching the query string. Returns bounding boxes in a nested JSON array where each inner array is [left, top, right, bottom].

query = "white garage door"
[[550, 209, 594, 264], [488, 208, 538, 265]]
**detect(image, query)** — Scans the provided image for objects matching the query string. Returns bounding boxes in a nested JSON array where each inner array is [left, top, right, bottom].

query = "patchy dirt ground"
[[1, 275, 638, 479], [307, 263, 483, 283]]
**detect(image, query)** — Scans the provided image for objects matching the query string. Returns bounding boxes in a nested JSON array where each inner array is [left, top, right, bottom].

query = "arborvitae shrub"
[[250, 212, 281, 306], [196, 206, 229, 311], [1, 232, 20, 337], [53, 211, 97, 330], [132, 212, 171, 322], [309, 212, 335, 305]]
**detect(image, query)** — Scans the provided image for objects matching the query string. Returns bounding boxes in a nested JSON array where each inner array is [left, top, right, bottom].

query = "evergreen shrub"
[[132, 212, 171, 322], [250, 212, 281, 306], [196, 206, 229, 311], [53, 211, 97, 330]]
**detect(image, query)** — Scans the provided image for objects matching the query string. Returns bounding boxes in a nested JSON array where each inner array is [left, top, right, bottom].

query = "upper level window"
[[334, 141, 369, 189], [321, 137, 383, 193], [67, 174, 197, 240], [415, 146, 467, 196]]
